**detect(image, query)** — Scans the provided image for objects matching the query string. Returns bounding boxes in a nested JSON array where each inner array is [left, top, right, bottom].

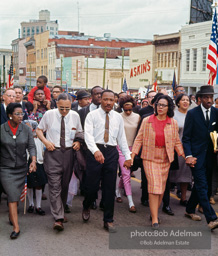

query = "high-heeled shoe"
[[10, 231, 20, 239]]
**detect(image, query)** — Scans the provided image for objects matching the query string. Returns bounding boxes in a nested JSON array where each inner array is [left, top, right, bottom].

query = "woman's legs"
[[9, 202, 19, 232], [149, 193, 164, 224]]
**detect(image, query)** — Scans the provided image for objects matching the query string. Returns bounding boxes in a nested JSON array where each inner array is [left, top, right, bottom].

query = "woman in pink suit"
[[131, 95, 185, 229]]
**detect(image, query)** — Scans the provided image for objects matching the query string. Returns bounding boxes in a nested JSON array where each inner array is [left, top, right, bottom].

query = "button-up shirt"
[[84, 108, 131, 160], [38, 109, 83, 147], [201, 104, 211, 121]]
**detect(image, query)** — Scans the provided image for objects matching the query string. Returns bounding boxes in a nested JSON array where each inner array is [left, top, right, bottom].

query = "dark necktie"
[[60, 116, 65, 151], [104, 113, 109, 143], [206, 110, 209, 126]]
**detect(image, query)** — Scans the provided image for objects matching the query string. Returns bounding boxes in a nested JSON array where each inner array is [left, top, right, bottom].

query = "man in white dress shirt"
[[36, 93, 83, 231], [82, 90, 131, 232]]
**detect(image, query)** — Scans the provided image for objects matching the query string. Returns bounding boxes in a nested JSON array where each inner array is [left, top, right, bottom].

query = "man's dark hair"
[[146, 90, 156, 97], [91, 86, 103, 95], [13, 85, 23, 92], [196, 91, 201, 102], [38, 75, 48, 84], [114, 93, 119, 98], [154, 95, 174, 118], [6, 103, 22, 118], [34, 88, 45, 96], [53, 85, 63, 92], [151, 93, 164, 105], [175, 93, 191, 107], [57, 93, 72, 102], [101, 90, 115, 97]]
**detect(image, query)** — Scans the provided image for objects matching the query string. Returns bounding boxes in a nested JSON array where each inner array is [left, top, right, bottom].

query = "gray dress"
[[0, 122, 36, 202], [170, 110, 192, 183]]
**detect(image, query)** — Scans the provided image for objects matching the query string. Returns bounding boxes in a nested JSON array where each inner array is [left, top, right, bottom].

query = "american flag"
[[7, 56, 14, 88], [20, 180, 27, 202], [152, 75, 157, 92], [207, 8, 218, 85]]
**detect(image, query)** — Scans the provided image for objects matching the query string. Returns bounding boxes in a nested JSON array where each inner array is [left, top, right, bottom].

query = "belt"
[[96, 143, 116, 148], [55, 147, 72, 150]]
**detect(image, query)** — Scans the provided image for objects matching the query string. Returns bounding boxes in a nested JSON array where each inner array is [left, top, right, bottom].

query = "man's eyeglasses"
[[175, 90, 185, 93], [5, 94, 16, 98], [14, 113, 25, 116], [156, 103, 168, 108], [59, 107, 71, 111], [148, 96, 155, 99]]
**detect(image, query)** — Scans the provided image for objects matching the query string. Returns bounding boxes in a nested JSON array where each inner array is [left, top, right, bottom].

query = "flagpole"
[[24, 193, 27, 214]]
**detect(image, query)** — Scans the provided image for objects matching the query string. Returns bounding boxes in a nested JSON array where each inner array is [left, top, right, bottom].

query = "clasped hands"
[[185, 156, 197, 168], [94, 150, 131, 169]]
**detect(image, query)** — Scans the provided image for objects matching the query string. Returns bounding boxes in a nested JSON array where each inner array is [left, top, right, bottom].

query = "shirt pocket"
[[70, 130, 76, 140], [111, 126, 119, 139]]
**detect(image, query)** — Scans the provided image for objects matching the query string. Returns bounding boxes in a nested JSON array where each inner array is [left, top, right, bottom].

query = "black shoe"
[[187, 183, 192, 191], [176, 190, 181, 199], [35, 207, 45, 216], [27, 205, 34, 213], [10, 231, 20, 239], [82, 208, 90, 222], [162, 206, 174, 216], [180, 200, 188, 207], [91, 200, 97, 210], [64, 205, 71, 213], [150, 215, 161, 224], [141, 200, 149, 207], [151, 223, 159, 229]]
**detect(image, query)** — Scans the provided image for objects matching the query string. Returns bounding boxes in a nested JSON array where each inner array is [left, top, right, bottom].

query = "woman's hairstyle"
[[6, 103, 22, 118], [175, 93, 191, 107], [119, 95, 136, 108], [154, 95, 174, 118], [151, 93, 164, 105]]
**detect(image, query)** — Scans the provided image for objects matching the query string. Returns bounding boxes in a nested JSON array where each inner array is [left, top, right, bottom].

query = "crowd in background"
[[1, 75, 218, 239]]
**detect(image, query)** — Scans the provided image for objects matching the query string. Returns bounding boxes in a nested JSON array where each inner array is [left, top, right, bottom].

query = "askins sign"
[[130, 60, 151, 78]]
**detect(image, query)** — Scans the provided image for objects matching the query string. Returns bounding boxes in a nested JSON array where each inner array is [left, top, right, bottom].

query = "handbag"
[[170, 150, 179, 170]]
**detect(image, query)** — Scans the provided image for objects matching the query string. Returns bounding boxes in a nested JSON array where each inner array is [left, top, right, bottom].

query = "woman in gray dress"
[[170, 94, 192, 206], [0, 103, 36, 239]]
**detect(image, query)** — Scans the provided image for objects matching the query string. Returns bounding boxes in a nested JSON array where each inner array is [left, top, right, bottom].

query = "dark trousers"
[[141, 164, 170, 206], [186, 152, 217, 223], [44, 148, 73, 221], [83, 145, 119, 223]]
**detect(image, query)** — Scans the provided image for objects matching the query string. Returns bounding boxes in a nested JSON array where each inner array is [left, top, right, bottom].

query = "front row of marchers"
[[0, 85, 218, 240]]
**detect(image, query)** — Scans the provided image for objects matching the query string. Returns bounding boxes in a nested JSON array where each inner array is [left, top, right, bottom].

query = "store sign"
[[130, 60, 151, 78]]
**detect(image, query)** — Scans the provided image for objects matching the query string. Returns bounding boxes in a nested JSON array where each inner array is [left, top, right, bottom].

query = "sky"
[[0, 0, 191, 48]]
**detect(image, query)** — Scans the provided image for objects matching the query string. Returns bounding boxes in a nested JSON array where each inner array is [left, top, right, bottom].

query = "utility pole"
[[61, 57, 63, 87], [103, 47, 107, 89], [3, 55, 5, 88], [77, 2, 80, 35], [29, 64, 32, 90], [121, 47, 125, 90], [86, 57, 88, 89]]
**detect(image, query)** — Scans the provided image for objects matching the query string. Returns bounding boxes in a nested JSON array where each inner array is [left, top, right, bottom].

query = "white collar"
[[201, 104, 211, 114]]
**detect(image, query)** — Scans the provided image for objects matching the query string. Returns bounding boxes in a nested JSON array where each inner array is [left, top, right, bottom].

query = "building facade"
[[180, 21, 211, 94]]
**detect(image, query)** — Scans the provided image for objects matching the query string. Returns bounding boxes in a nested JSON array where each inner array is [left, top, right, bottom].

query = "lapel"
[[196, 105, 208, 127], [1, 104, 8, 122], [4, 122, 23, 138]]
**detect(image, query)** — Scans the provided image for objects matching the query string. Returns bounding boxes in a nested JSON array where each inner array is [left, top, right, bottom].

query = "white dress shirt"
[[84, 108, 131, 160], [38, 109, 83, 147], [89, 103, 99, 112], [201, 104, 211, 120]]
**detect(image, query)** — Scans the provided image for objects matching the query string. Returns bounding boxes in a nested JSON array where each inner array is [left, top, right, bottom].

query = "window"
[[50, 32, 54, 35], [172, 52, 174, 67], [175, 52, 178, 67], [160, 53, 163, 67], [41, 66, 43, 75], [157, 53, 161, 67], [41, 26, 44, 33], [44, 66, 47, 76], [41, 49, 43, 59], [23, 27, 26, 33], [31, 27, 35, 35], [50, 27, 54, 30], [193, 49, 197, 71], [27, 27, 30, 36], [186, 49, 190, 72], [37, 66, 40, 76], [168, 53, 171, 68], [36, 26, 39, 34], [37, 50, 40, 60], [44, 48, 47, 59], [202, 48, 207, 71]]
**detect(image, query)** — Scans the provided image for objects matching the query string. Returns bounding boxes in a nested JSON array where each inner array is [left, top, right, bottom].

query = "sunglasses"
[[59, 107, 71, 111]]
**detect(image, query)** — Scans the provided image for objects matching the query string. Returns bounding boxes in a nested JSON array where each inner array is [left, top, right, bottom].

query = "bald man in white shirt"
[[82, 90, 131, 232], [36, 93, 83, 231]]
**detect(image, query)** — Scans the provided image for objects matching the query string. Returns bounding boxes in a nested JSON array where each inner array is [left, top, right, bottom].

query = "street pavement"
[[0, 169, 218, 256]]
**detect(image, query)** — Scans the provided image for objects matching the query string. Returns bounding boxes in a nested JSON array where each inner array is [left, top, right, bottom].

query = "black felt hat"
[[76, 90, 91, 100], [199, 85, 215, 95]]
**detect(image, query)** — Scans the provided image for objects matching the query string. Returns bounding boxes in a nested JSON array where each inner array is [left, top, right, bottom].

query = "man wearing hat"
[[182, 85, 218, 230], [71, 90, 90, 112]]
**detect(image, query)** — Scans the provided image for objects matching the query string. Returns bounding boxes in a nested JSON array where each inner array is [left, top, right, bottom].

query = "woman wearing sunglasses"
[[131, 95, 185, 228], [115, 95, 140, 213], [0, 103, 36, 239]]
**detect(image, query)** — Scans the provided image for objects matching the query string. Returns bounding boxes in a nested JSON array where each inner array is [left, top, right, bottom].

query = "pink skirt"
[[143, 147, 170, 194]]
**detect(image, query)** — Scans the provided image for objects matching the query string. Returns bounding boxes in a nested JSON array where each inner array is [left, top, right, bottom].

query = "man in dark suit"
[[78, 86, 103, 209], [14, 86, 28, 120], [71, 90, 90, 112], [1, 88, 16, 125], [138, 90, 156, 117], [183, 85, 218, 230]]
